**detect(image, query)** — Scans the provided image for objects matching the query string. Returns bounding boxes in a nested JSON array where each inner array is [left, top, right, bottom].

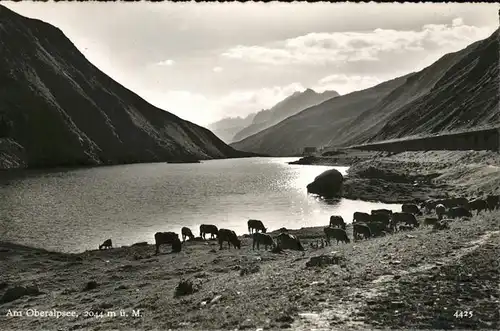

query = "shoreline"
[[2, 149, 499, 330], [2, 212, 498, 330], [292, 150, 500, 203]]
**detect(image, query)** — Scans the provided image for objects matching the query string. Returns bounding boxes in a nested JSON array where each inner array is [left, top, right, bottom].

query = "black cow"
[[99, 239, 112, 250], [324, 227, 350, 245], [367, 221, 389, 237], [353, 223, 371, 240], [329, 215, 346, 229], [154, 232, 180, 254], [276, 233, 304, 251], [200, 224, 218, 239], [248, 219, 267, 234], [371, 209, 393, 216], [218, 229, 241, 250], [392, 212, 419, 230], [447, 207, 472, 219], [401, 204, 422, 216], [435, 204, 446, 220], [181, 227, 195, 242], [468, 198, 488, 215], [486, 195, 499, 210], [353, 212, 371, 223], [370, 213, 390, 227], [252, 232, 275, 250]]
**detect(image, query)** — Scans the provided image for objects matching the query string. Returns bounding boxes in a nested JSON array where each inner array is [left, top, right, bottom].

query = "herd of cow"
[[98, 194, 499, 254]]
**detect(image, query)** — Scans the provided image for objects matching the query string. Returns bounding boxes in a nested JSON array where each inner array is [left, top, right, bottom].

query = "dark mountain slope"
[[231, 29, 499, 155], [365, 28, 499, 143], [0, 5, 250, 170], [230, 77, 408, 156], [231, 88, 339, 142]]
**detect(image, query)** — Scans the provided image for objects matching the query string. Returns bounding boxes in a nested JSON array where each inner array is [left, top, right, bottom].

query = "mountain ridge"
[[209, 88, 339, 143], [229, 88, 339, 143], [0, 5, 253, 170], [230, 29, 499, 156]]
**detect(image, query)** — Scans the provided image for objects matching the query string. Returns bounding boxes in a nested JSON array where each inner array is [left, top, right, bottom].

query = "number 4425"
[[454, 310, 473, 318]]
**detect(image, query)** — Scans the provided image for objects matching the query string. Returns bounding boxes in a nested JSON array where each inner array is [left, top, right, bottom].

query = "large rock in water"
[[307, 169, 344, 198]]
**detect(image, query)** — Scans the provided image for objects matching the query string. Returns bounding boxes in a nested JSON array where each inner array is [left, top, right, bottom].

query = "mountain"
[[231, 88, 339, 142], [207, 113, 255, 144], [231, 29, 499, 156], [230, 77, 409, 155], [0, 5, 252, 170]]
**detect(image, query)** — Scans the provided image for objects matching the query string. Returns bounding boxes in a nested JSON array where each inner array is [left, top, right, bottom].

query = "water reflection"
[[0, 158, 399, 252]]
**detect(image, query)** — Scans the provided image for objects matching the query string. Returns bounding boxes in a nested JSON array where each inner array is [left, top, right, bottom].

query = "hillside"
[[231, 29, 499, 156], [231, 88, 339, 142], [0, 5, 251, 170], [231, 77, 408, 155], [207, 113, 255, 144], [364, 28, 499, 144]]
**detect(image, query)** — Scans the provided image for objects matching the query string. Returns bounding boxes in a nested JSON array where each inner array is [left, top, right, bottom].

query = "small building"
[[303, 147, 317, 156]]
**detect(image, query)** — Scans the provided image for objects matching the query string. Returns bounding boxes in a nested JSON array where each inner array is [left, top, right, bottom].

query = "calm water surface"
[[0, 157, 400, 253]]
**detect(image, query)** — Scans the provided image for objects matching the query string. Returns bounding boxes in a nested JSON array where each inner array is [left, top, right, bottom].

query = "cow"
[[217, 229, 241, 250], [324, 227, 350, 245], [353, 212, 371, 223], [446, 207, 472, 219], [366, 221, 389, 237], [371, 209, 393, 216], [329, 215, 346, 230], [276, 233, 304, 251], [441, 197, 468, 209], [370, 213, 391, 227], [154, 232, 180, 254], [172, 237, 182, 252], [252, 232, 275, 250], [248, 219, 267, 234], [181, 227, 195, 242], [435, 204, 446, 220], [401, 204, 422, 216], [391, 212, 419, 230], [467, 198, 488, 215], [423, 217, 439, 227], [421, 200, 438, 214], [99, 239, 112, 250], [353, 223, 371, 240], [200, 224, 218, 240], [486, 195, 499, 210]]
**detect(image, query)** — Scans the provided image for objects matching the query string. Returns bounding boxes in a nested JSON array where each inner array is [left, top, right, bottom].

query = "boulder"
[[307, 169, 344, 198], [1, 285, 41, 303]]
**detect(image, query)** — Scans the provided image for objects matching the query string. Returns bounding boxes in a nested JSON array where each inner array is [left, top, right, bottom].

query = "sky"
[[4, 2, 498, 127]]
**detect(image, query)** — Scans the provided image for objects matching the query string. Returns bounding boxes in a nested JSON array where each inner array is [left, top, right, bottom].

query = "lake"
[[0, 157, 401, 253]]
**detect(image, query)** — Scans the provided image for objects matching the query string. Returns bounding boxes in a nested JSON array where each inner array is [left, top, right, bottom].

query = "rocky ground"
[[294, 150, 500, 203], [1, 149, 499, 331], [1, 212, 498, 331]]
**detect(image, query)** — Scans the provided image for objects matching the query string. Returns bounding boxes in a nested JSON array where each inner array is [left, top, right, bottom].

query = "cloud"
[[314, 74, 383, 95], [212, 66, 223, 73], [216, 82, 306, 116], [157, 59, 175, 66], [221, 18, 493, 66], [137, 82, 306, 126]]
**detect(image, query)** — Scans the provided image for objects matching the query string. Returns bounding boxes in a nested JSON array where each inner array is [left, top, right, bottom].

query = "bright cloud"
[[138, 82, 306, 126], [221, 18, 493, 66], [157, 59, 175, 66], [213, 66, 223, 72], [314, 74, 383, 95]]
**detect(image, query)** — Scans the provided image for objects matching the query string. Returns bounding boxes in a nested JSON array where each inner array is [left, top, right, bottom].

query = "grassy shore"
[[1, 150, 499, 330]]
